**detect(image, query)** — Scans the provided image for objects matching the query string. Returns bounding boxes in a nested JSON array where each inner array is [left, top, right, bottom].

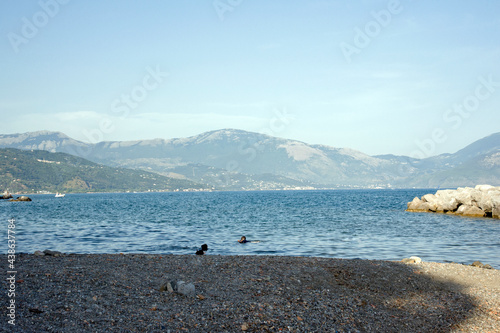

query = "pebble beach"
[[2, 254, 499, 332]]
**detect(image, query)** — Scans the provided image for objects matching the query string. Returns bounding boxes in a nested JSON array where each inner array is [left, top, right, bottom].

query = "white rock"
[[407, 197, 422, 210], [422, 194, 436, 203], [176, 281, 195, 296], [407, 185, 500, 219], [456, 205, 486, 217], [409, 256, 422, 264], [440, 197, 459, 212], [407, 197, 430, 211], [475, 184, 496, 191], [455, 190, 474, 206], [493, 206, 500, 219], [435, 189, 455, 197]]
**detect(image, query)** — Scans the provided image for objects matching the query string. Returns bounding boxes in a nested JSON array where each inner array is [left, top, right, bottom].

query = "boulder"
[[475, 184, 496, 192], [493, 205, 500, 219], [422, 194, 436, 203], [407, 197, 431, 212], [435, 189, 455, 197], [407, 197, 422, 210], [454, 188, 474, 206], [438, 197, 459, 212], [456, 205, 486, 217], [477, 194, 494, 212], [427, 201, 439, 212], [490, 195, 500, 217], [462, 187, 500, 212], [456, 205, 485, 217], [435, 190, 458, 210]]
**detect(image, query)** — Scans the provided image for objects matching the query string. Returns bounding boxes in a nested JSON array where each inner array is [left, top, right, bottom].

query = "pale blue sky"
[[1, 1, 499, 157]]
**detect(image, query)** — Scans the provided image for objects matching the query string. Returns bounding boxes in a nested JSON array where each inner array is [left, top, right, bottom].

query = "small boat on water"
[[55, 193, 65, 198]]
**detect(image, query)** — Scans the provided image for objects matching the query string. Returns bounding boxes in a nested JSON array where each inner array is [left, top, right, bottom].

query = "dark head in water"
[[238, 236, 248, 243], [196, 244, 208, 255]]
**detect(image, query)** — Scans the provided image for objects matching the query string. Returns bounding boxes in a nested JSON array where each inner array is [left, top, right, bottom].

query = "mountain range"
[[0, 129, 499, 190], [0, 148, 204, 194]]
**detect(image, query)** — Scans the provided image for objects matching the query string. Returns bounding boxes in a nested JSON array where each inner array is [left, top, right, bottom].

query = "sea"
[[2, 189, 499, 268]]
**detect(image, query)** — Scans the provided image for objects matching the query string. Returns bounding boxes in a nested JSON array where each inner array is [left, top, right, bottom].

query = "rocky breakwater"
[[9, 196, 32, 202], [407, 185, 500, 219]]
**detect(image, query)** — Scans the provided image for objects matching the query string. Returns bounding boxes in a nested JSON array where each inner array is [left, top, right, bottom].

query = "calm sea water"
[[1, 190, 499, 268]]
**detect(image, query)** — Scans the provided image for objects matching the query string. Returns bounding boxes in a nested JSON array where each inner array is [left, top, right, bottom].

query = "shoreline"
[[3, 187, 441, 196], [3, 251, 499, 270], [2, 254, 499, 332]]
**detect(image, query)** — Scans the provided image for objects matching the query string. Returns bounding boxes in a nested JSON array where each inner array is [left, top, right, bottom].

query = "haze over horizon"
[[1, 1, 499, 158]]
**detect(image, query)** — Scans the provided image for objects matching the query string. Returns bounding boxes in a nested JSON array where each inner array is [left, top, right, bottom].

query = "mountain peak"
[[448, 132, 500, 164], [179, 129, 273, 145], [0, 130, 68, 140], [0, 130, 83, 152]]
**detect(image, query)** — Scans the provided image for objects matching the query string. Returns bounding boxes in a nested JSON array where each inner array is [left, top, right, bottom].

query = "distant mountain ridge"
[[0, 148, 205, 193], [1, 129, 499, 189]]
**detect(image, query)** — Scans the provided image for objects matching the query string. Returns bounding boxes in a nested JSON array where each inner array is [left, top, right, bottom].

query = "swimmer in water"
[[196, 243, 208, 255], [238, 236, 249, 243]]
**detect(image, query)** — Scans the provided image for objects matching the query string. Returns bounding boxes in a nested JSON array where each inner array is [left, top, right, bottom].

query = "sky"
[[1, 1, 499, 158]]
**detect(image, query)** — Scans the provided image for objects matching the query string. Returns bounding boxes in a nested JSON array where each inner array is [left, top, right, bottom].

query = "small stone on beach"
[[471, 261, 493, 269], [472, 261, 484, 268], [176, 281, 195, 296], [43, 249, 63, 257], [409, 256, 422, 264], [402, 256, 422, 264], [160, 280, 195, 296]]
